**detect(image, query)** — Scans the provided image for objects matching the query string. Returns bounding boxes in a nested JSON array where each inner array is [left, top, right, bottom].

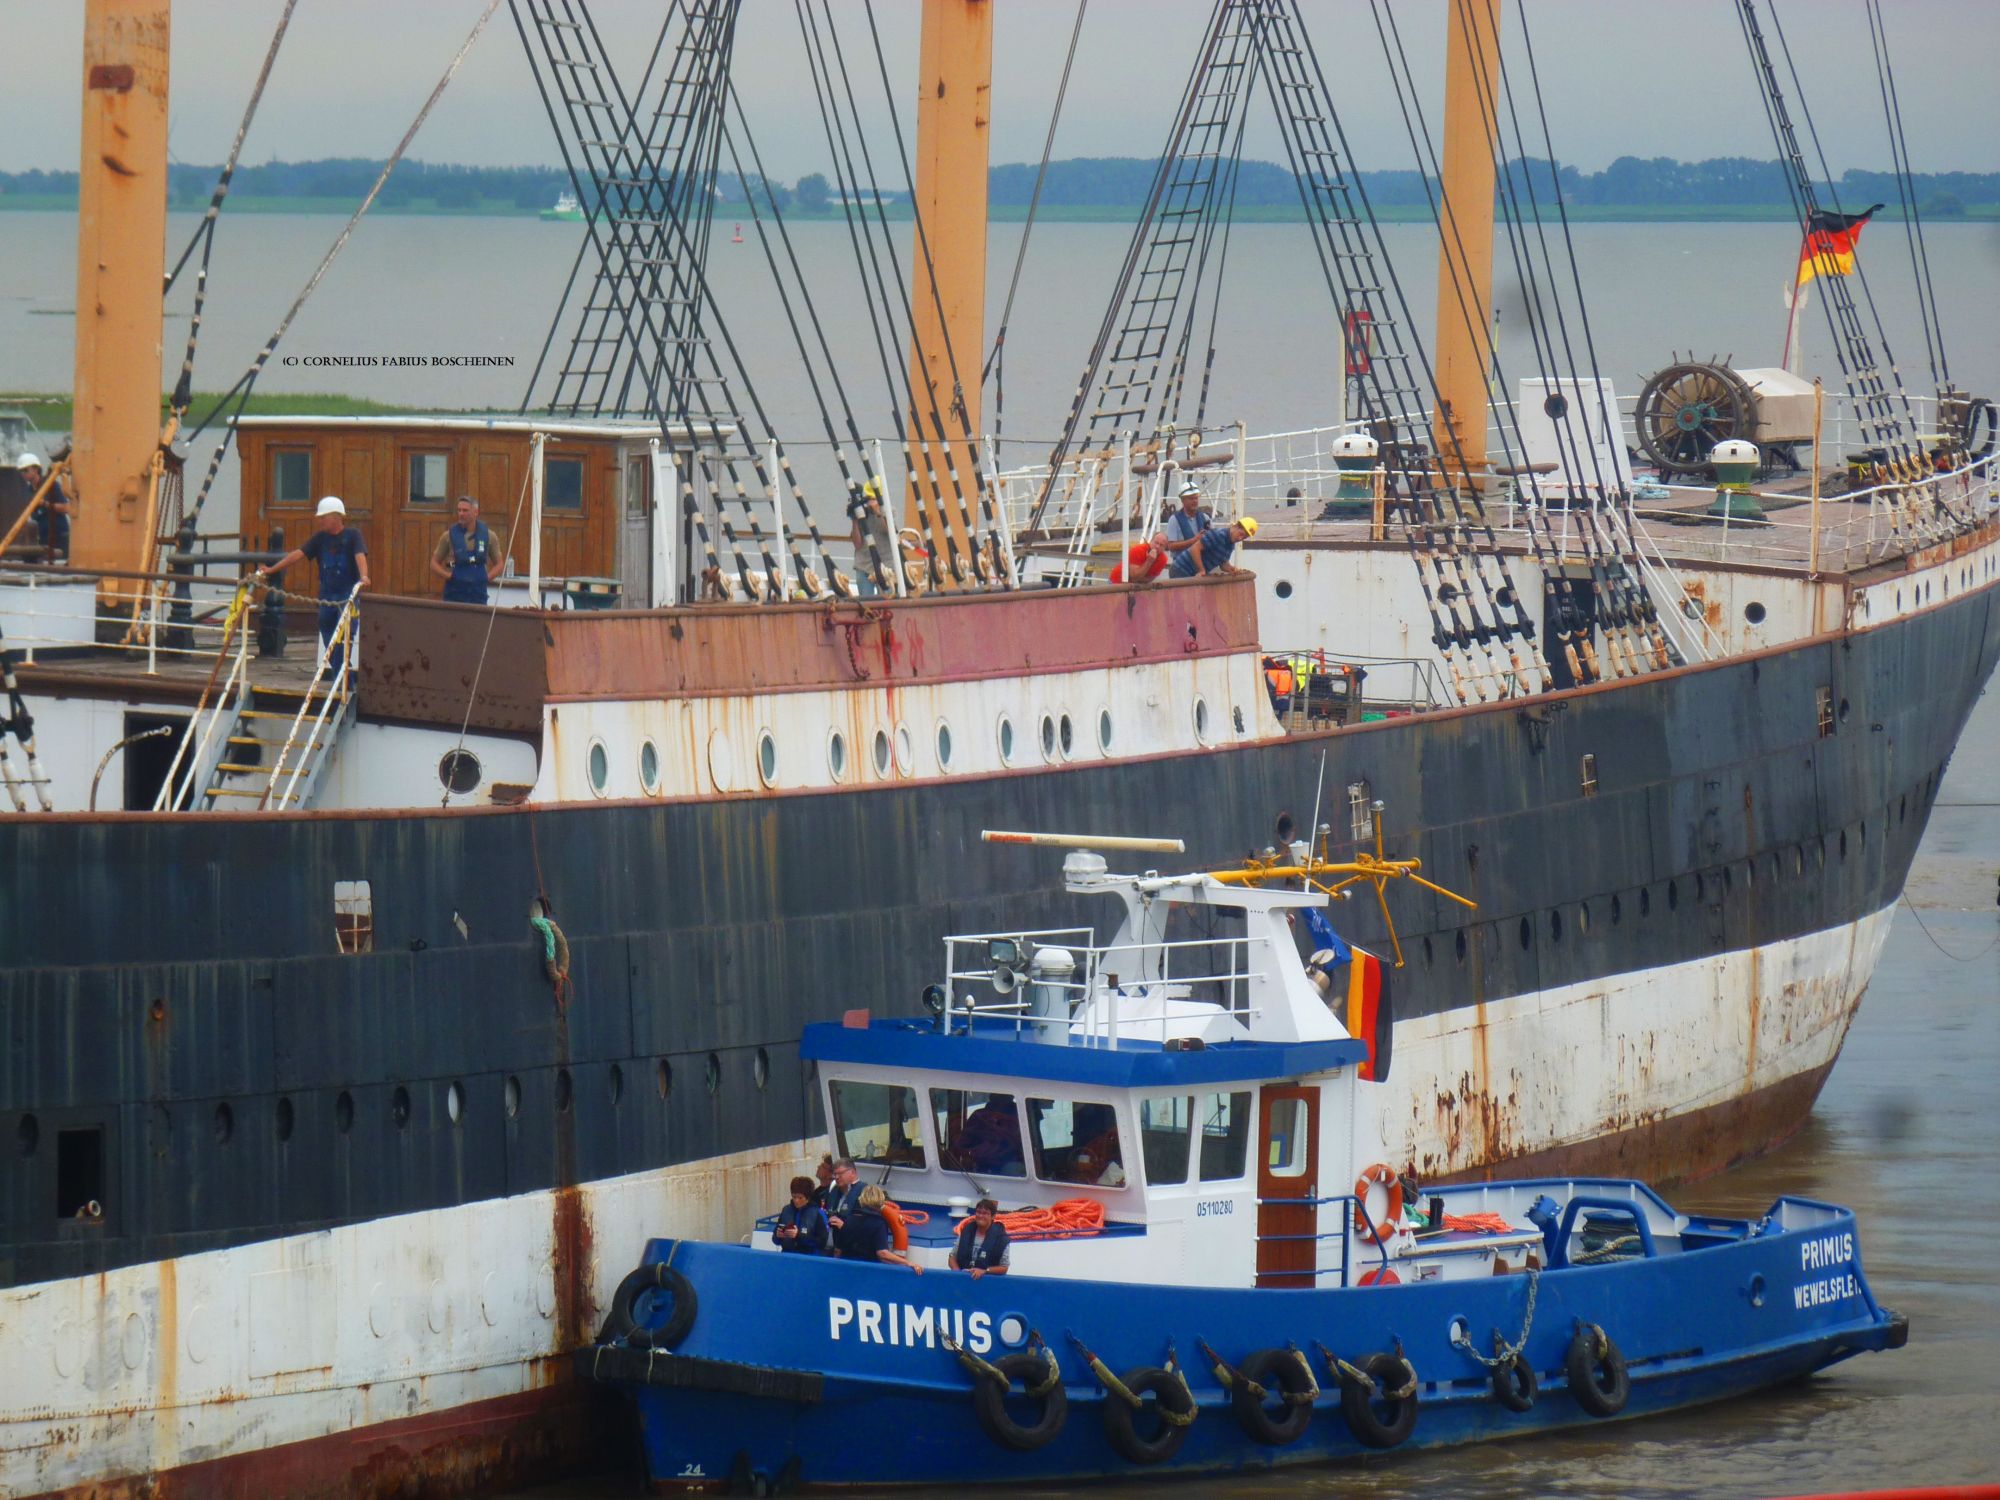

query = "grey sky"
[[5, 1, 1995, 180]]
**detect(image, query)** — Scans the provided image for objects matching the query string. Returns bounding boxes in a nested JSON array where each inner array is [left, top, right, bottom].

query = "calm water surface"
[[4, 210, 1997, 1497]]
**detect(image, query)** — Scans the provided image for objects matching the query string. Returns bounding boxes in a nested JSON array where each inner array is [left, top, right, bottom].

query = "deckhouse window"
[[1027, 1098, 1126, 1187], [1198, 1090, 1252, 1181], [1265, 1096, 1309, 1177], [827, 1080, 926, 1168], [931, 1088, 1025, 1177], [1139, 1096, 1192, 1185]]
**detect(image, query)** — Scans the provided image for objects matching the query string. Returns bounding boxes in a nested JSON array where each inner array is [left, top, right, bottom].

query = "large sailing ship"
[[3, 0, 1995, 1495]]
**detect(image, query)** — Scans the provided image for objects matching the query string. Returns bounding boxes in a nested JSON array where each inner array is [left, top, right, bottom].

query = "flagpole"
[[1782, 243, 1805, 372]]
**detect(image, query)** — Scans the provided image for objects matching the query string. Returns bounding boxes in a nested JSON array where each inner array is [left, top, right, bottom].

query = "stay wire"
[[182, 0, 501, 527], [1864, 0, 1945, 386]]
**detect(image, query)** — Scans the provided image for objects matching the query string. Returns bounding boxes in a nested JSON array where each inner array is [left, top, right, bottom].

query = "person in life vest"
[[1109, 532, 1169, 585], [950, 1198, 1011, 1279], [259, 496, 370, 676], [838, 1184, 924, 1273], [430, 495, 506, 605], [1264, 657, 1296, 715], [772, 1175, 831, 1255]]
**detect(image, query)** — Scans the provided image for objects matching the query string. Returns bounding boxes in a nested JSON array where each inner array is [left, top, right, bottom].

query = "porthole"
[[1609, 893, 1622, 925], [1742, 860, 1754, 890], [997, 714, 1016, 766], [936, 720, 955, 771], [1793, 845, 1806, 877], [1859, 820, 1867, 847], [1098, 709, 1114, 752], [1577, 903, 1590, 936], [1839, 830, 1849, 860], [391, 1086, 410, 1129], [894, 722, 915, 777], [1744, 601, 1767, 625], [555, 1069, 573, 1112], [504, 1076, 521, 1119], [1040, 714, 1057, 761], [872, 728, 892, 778], [446, 1081, 464, 1124], [1667, 879, 1679, 912], [1640, 887, 1652, 918], [1838, 698, 1851, 723], [656, 1059, 672, 1099], [757, 731, 777, 787], [1194, 697, 1211, 744], [754, 1048, 770, 1090], [1454, 930, 1467, 964], [214, 1102, 234, 1145], [708, 729, 734, 792], [438, 748, 480, 795], [1058, 713, 1074, 758], [17, 1113, 38, 1156], [609, 1063, 624, 1106], [336, 1091, 355, 1134], [1518, 916, 1532, 950], [705, 1052, 722, 1095], [828, 729, 848, 782], [639, 739, 661, 795], [1422, 935, 1434, 966], [1550, 909, 1564, 943], [275, 1096, 295, 1142], [586, 739, 609, 796], [1275, 580, 1294, 599]]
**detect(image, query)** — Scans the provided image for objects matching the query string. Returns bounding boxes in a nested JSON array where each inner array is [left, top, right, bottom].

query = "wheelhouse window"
[[1198, 1090, 1252, 1181], [827, 1079, 926, 1168], [930, 1088, 1025, 1177], [1138, 1096, 1192, 1185], [407, 452, 449, 505], [272, 449, 313, 506], [1027, 1097, 1126, 1187], [545, 455, 585, 510]]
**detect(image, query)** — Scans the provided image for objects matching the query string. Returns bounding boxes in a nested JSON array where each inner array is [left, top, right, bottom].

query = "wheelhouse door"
[[619, 452, 652, 605], [1255, 1085, 1319, 1289]]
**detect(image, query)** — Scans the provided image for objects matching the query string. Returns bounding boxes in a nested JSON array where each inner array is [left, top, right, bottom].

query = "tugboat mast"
[[907, 0, 990, 581], [1431, 0, 1500, 483], [72, 0, 171, 594]]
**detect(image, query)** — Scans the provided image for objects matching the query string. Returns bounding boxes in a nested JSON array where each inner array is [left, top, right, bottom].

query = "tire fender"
[[1101, 1366, 1196, 1465], [599, 1263, 697, 1350], [1490, 1351, 1537, 1413], [1230, 1347, 1317, 1447], [972, 1351, 1068, 1452], [1566, 1325, 1630, 1418], [1340, 1351, 1419, 1449]]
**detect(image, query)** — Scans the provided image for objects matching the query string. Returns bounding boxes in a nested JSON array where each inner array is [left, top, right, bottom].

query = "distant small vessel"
[[581, 833, 1909, 1489], [731, 222, 743, 243], [539, 191, 583, 221]]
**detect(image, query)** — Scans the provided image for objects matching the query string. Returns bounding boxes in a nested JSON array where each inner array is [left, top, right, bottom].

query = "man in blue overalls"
[[18, 454, 69, 563], [258, 496, 369, 677], [430, 494, 505, 605]]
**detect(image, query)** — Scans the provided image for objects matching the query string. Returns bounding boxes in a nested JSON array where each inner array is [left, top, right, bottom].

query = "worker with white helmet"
[[257, 496, 370, 675], [1161, 479, 1211, 563], [16, 453, 69, 564]]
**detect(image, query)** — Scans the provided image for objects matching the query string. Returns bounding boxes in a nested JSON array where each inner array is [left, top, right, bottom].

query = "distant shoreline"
[[1, 196, 1994, 224]]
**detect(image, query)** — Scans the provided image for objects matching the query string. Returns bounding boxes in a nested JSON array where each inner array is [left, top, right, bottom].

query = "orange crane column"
[[906, 0, 990, 585], [1431, 0, 1499, 486], [73, 0, 171, 596]]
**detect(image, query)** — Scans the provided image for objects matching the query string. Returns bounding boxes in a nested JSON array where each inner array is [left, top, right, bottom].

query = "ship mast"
[[906, 0, 990, 583], [72, 0, 171, 595], [1431, 0, 1499, 484]]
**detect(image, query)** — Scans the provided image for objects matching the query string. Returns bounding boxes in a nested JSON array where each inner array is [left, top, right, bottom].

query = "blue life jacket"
[[954, 1219, 1010, 1270], [445, 521, 491, 601]]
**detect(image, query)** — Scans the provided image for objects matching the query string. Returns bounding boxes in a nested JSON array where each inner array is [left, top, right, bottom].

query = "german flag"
[[1344, 946, 1393, 1082], [1796, 203, 1883, 288]]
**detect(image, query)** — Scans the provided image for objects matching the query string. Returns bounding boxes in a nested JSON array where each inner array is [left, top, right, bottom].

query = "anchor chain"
[[1451, 1266, 1540, 1370]]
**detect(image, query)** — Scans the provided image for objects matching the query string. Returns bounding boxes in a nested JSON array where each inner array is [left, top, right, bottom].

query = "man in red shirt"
[[1108, 533, 1168, 584]]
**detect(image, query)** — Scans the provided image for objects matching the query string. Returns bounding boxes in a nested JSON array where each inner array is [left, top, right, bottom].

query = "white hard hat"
[[1178, 480, 1202, 500], [17, 453, 42, 470], [316, 495, 346, 518]]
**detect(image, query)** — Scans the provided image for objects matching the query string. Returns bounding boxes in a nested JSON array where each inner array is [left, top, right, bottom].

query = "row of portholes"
[[1414, 807, 1911, 969], [586, 693, 1226, 796], [54, 1051, 777, 1150]]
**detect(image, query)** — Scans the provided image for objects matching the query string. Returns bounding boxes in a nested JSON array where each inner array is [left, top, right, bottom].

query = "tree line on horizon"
[[0, 155, 1987, 215]]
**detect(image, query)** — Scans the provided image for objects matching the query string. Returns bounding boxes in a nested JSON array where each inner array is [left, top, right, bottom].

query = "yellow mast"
[[72, 0, 172, 597], [906, 0, 990, 586], [1431, 0, 1500, 486]]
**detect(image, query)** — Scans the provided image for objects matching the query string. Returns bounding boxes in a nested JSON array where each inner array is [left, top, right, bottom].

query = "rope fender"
[[1196, 1336, 1265, 1403], [1067, 1330, 1141, 1408]]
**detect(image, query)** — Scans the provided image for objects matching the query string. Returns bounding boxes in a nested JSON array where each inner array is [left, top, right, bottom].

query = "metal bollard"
[[257, 526, 288, 658]]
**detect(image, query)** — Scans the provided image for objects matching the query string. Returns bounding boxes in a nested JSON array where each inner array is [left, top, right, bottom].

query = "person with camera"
[[848, 479, 895, 595]]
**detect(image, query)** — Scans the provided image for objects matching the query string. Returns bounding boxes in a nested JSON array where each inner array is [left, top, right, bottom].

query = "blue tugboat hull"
[[591, 1186, 1905, 1488]]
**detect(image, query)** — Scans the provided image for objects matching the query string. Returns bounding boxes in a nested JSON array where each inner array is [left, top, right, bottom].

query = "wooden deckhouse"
[[233, 415, 719, 606]]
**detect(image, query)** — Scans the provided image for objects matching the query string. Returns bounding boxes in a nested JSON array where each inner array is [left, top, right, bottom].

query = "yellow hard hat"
[[1238, 514, 1259, 538]]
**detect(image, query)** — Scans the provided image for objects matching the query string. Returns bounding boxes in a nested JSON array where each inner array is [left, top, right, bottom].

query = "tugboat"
[[581, 833, 1909, 1489], [538, 190, 584, 221]]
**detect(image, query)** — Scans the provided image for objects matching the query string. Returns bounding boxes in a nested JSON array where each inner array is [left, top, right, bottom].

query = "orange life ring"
[[882, 1200, 911, 1253], [1353, 1163, 1404, 1244]]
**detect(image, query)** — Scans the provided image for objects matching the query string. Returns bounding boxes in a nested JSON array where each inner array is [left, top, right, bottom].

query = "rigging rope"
[[1863, 0, 1947, 386]]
